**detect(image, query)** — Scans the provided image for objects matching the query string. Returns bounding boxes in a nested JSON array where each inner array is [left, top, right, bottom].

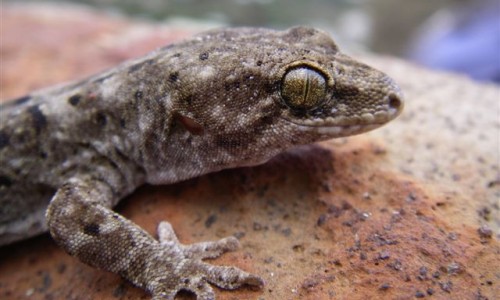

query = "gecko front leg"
[[46, 177, 263, 299]]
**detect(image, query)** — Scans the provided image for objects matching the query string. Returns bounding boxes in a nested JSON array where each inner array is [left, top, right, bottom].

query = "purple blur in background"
[[410, 1, 500, 83]]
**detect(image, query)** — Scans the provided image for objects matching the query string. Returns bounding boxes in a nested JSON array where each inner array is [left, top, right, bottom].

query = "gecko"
[[0, 27, 403, 299]]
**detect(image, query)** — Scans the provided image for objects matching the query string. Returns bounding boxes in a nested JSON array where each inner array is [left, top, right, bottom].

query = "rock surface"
[[0, 3, 498, 300]]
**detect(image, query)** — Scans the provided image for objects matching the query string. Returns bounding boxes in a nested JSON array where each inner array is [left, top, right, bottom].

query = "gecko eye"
[[281, 66, 327, 110]]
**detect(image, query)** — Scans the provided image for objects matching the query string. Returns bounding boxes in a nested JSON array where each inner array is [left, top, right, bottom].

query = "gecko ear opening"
[[173, 113, 204, 136], [280, 66, 327, 111]]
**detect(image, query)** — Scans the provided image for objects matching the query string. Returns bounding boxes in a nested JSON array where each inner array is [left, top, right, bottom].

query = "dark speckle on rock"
[[477, 225, 493, 239], [388, 259, 402, 271], [113, 283, 128, 298], [57, 263, 66, 274], [281, 228, 292, 237], [233, 231, 245, 239], [439, 281, 453, 293], [406, 192, 418, 202], [418, 266, 428, 280], [253, 222, 263, 231], [36, 271, 52, 292], [378, 250, 390, 260], [415, 290, 425, 298], [204, 214, 217, 228], [292, 244, 305, 253], [317, 214, 327, 226], [446, 262, 463, 275]]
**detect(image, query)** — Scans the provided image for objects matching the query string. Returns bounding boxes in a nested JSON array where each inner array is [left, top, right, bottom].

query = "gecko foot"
[[150, 221, 264, 300]]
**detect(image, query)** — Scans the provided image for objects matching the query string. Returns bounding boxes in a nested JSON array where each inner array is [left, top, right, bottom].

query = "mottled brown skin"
[[0, 27, 403, 299]]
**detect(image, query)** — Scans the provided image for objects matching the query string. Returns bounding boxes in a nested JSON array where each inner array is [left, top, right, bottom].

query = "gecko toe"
[[184, 236, 240, 259], [205, 265, 264, 290]]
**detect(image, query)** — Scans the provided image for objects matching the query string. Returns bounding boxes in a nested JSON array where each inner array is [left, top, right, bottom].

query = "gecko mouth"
[[282, 92, 404, 130], [293, 122, 384, 137]]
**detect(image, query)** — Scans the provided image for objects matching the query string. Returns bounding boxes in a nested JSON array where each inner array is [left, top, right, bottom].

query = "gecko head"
[[277, 54, 404, 140], [263, 26, 404, 141], [168, 26, 403, 170]]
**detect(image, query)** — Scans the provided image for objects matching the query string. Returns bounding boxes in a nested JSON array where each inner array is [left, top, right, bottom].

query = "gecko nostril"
[[388, 93, 402, 110]]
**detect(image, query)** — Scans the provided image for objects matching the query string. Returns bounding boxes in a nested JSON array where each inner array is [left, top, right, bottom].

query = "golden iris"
[[281, 66, 327, 110]]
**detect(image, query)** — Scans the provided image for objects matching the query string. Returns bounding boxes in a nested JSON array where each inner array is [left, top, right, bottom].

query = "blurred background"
[[4, 0, 500, 83]]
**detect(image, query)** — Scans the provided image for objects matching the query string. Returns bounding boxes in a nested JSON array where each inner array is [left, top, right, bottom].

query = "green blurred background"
[[6, 0, 499, 82]]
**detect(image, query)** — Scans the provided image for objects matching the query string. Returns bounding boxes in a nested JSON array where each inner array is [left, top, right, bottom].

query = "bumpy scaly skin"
[[0, 27, 403, 298]]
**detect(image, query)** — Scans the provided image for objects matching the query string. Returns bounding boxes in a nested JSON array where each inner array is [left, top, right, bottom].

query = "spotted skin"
[[0, 27, 403, 299]]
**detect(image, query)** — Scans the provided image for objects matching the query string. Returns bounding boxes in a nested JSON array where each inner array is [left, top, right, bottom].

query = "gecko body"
[[0, 27, 403, 299]]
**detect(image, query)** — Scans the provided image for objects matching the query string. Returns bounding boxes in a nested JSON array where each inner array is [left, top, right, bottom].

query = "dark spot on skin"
[[199, 52, 209, 60], [256, 60, 263, 66], [183, 95, 193, 105], [169, 72, 179, 82], [83, 223, 100, 236], [265, 80, 280, 94], [0, 131, 9, 149], [215, 135, 243, 149], [135, 90, 143, 100], [173, 53, 181, 58], [68, 94, 81, 106], [108, 159, 120, 172], [12, 95, 31, 106], [257, 115, 274, 128], [0, 176, 13, 187], [95, 112, 107, 127], [114, 146, 129, 162], [224, 81, 241, 91], [27, 105, 47, 134], [128, 59, 154, 73], [252, 110, 280, 133]]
